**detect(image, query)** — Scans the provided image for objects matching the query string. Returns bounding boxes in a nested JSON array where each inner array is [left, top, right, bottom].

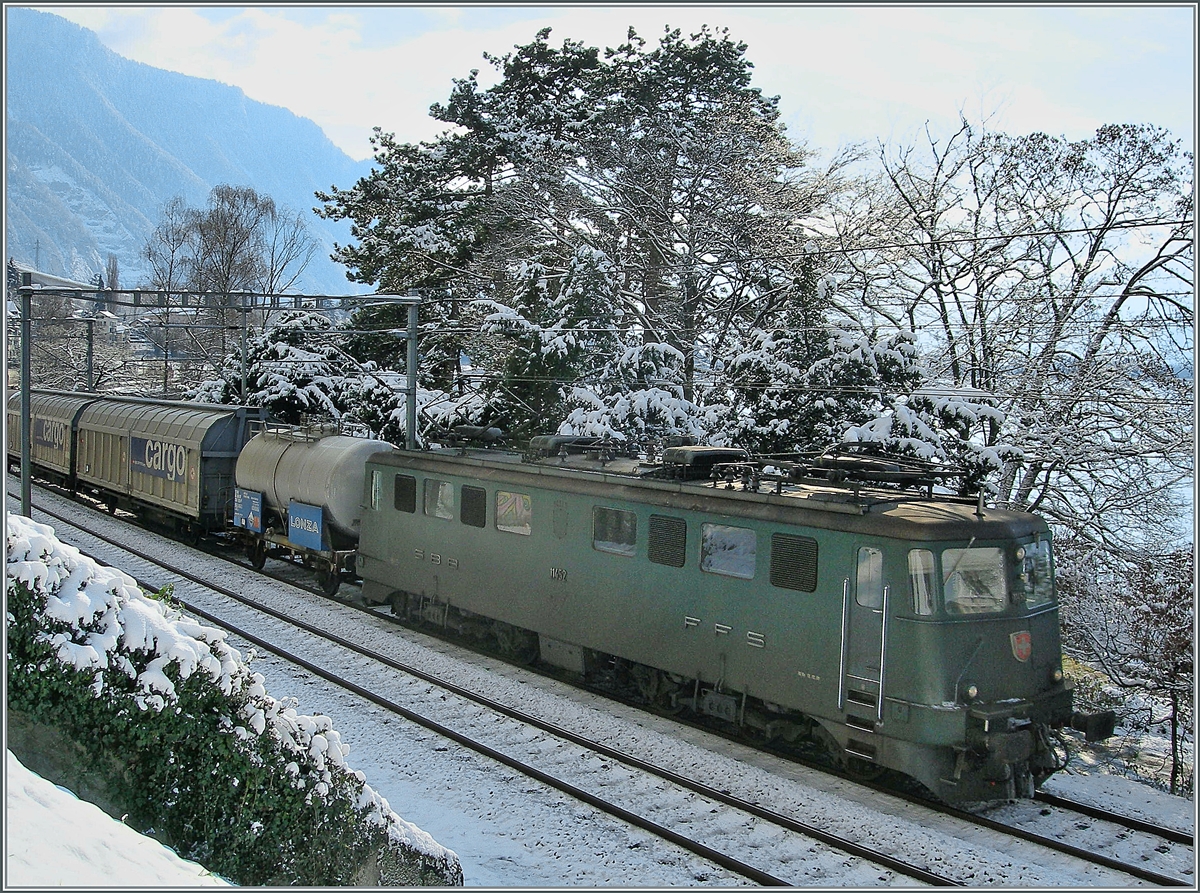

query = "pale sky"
[[21, 4, 1198, 162]]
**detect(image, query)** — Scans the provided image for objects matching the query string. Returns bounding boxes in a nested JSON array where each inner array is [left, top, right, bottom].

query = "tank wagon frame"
[[230, 422, 394, 595], [355, 442, 1102, 802]]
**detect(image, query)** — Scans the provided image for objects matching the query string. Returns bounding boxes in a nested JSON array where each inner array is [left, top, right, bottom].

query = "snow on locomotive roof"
[[370, 445, 1047, 542]]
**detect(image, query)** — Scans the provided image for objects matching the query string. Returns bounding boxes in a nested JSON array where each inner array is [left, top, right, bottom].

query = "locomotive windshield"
[[908, 537, 1056, 616], [943, 546, 1007, 613]]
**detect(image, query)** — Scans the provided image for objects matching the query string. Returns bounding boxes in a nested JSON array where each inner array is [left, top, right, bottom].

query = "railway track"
[[8, 483, 1194, 887], [1033, 790, 1193, 847], [176, 534, 1200, 886]]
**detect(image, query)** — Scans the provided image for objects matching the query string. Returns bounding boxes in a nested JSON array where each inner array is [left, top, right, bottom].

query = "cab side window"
[[857, 546, 883, 609], [593, 507, 636, 556], [496, 490, 532, 535], [461, 485, 486, 528], [700, 523, 756, 579], [394, 474, 416, 513], [370, 470, 383, 510], [908, 549, 936, 615], [424, 479, 454, 520]]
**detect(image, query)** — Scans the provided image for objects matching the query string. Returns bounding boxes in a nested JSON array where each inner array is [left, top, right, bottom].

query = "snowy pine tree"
[[191, 310, 350, 424]]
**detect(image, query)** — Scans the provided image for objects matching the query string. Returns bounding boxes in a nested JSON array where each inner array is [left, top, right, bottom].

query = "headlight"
[[965, 684, 979, 699], [1052, 668, 1063, 683]]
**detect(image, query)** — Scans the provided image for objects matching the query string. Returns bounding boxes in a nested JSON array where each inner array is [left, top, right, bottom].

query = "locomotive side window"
[[770, 533, 818, 591], [908, 549, 936, 615], [700, 523, 756, 579], [943, 546, 1007, 613], [856, 547, 884, 608], [495, 490, 532, 535], [593, 507, 636, 556], [461, 485, 486, 528], [393, 474, 416, 513], [648, 515, 687, 567], [424, 479, 454, 520], [370, 470, 383, 510], [1016, 539, 1054, 606]]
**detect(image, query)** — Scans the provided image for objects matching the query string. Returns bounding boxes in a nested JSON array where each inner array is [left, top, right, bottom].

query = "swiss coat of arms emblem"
[[1010, 630, 1032, 662]]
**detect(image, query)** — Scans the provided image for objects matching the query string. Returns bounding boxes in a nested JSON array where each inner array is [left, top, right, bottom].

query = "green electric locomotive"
[[356, 439, 1102, 802]]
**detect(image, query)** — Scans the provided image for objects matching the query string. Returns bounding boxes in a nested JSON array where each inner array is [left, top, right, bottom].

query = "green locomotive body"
[[357, 444, 1077, 802]]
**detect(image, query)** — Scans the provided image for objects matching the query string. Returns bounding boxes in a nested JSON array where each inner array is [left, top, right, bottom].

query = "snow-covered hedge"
[[5, 514, 463, 886]]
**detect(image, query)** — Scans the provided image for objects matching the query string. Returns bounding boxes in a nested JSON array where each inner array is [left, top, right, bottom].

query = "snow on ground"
[[5, 749, 231, 887], [1040, 768, 1195, 832], [245, 640, 1198, 887]]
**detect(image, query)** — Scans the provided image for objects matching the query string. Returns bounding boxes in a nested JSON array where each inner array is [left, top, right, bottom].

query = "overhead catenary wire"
[[11, 214, 1192, 312], [14, 227, 1191, 413], [19, 324, 1190, 409]]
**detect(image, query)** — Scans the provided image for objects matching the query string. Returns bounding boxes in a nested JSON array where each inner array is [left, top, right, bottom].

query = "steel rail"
[[1033, 790, 1193, 846]]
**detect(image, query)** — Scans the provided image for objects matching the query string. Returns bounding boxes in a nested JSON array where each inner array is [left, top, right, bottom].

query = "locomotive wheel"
[[629, 663, 661, 704], [629, 664, 684, 713], [247, 539, 267, 570], [845, 756, 888, 782], [387, 591, 411, 618], [316, 564, 341, 597], [494, 622, 539, 665]]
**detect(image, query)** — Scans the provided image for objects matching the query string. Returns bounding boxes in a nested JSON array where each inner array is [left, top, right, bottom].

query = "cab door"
[[841, 544, 889, 720]]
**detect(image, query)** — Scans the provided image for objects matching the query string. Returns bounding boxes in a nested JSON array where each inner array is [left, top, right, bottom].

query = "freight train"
[[6, 390, 264, 542], [5, 390, 377, 595], [7, 389, 1115, 802]]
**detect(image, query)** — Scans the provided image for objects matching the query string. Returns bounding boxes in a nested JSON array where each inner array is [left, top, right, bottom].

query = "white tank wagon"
[[232, 425, 395, 594]]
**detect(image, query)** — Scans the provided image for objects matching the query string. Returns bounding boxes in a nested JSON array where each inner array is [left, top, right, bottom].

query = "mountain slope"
[[4, 7, 373, 294]]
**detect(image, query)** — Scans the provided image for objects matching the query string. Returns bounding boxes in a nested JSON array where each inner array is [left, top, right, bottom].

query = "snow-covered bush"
[[558, 384, 712, 442], [5, 514, 463, 886], [716, 327, 924, 456]]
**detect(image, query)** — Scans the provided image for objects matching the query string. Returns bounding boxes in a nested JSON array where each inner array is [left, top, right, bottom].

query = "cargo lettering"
[[33, 419, 68, 451], [130, 436, 188, 483], [287, 502, 324, 550]]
